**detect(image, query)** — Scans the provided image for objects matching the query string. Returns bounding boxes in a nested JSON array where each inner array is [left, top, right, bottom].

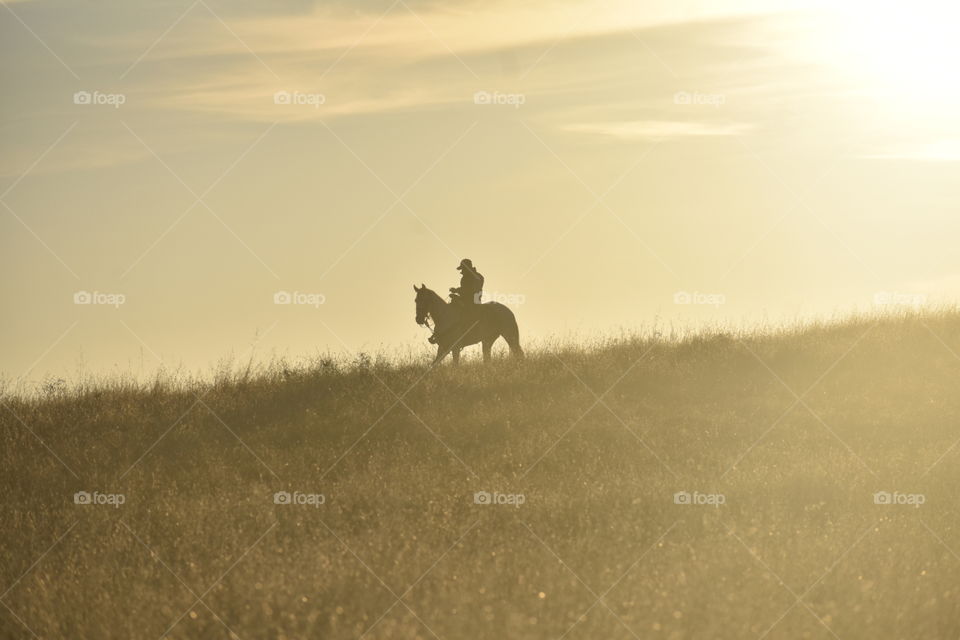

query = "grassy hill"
[[3, 310, 960, 639]]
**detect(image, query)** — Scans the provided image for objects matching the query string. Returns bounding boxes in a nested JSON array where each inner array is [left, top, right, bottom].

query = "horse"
[[413, 284, 524, 364]]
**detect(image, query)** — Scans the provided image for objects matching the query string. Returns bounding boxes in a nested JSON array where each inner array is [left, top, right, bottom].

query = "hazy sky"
[[2, 0, 959, 384]]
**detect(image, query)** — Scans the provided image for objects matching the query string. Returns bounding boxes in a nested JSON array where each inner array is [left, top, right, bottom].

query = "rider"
[[449, 258, 484, 307], [429, 259, 484, 344]]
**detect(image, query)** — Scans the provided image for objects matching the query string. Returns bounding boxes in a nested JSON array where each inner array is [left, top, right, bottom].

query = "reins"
[[419, 315, 435, 336]]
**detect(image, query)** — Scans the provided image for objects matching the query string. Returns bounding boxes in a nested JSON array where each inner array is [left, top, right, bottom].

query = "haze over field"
[[5, 3, 960, 638], [4, 311, 960, 638], [3, 0, 960, 382]]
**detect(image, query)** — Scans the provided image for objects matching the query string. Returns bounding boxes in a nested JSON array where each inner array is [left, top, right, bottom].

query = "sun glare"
[[820, 1, 960, 110]]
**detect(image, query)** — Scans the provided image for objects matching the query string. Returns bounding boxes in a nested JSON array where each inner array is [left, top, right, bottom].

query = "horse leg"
[[433, 334, 462, 366], [482, 339, 493, 363], [502, 323, 524, 359]]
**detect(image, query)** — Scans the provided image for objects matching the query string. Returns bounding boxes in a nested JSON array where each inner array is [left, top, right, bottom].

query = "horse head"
[[413, 283, 434, 326]]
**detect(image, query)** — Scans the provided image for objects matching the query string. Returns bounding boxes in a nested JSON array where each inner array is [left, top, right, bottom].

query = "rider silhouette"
[[450, 258, 484, 307], [429, 259, 484, 344]]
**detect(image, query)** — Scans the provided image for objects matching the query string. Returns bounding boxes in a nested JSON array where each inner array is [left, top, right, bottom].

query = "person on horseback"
[[428, 259, 484, 344]]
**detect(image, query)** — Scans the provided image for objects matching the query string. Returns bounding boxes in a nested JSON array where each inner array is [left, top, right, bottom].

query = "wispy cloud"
[[862, 140, 960, 162], [0, 2, 812, 171], [90, 0, 738, 65], [563, 120, 753, 139]]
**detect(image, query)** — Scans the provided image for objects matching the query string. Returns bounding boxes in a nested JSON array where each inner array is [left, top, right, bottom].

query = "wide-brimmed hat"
[[456, 258, 473, 271]]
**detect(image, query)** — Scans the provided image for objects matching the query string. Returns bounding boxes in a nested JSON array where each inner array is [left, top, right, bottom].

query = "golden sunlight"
[[5, 2, 960, 637], [817, 1, 960, 111]]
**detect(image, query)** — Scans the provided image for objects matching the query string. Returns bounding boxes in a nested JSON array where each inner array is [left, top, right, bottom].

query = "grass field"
[[3, 310, 960, 639]]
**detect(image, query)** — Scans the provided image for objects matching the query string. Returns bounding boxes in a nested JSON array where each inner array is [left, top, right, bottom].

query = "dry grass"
[[3, 310, 960, 639]]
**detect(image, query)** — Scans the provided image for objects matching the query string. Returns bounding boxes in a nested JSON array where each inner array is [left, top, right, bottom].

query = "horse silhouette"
[[414, 284, 523, 364]]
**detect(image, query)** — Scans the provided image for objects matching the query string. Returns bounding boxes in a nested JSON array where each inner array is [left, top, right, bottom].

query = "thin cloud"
[[80, 0, 783, 71], [862, 140, 960, 162], [563, 120, 753, 139]]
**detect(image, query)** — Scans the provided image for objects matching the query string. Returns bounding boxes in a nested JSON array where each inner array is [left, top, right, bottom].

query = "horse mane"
[[421, 286, 446, 306]]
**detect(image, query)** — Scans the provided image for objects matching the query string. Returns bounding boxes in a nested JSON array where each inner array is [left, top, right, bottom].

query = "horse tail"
[[501, 311, 524, 359]]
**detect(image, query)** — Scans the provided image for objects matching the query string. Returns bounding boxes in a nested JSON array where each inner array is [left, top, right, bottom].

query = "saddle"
[[428, 299, 484, 344]]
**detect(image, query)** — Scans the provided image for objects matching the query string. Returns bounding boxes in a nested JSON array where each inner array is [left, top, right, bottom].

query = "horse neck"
[[428, 294, 453, 324]]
